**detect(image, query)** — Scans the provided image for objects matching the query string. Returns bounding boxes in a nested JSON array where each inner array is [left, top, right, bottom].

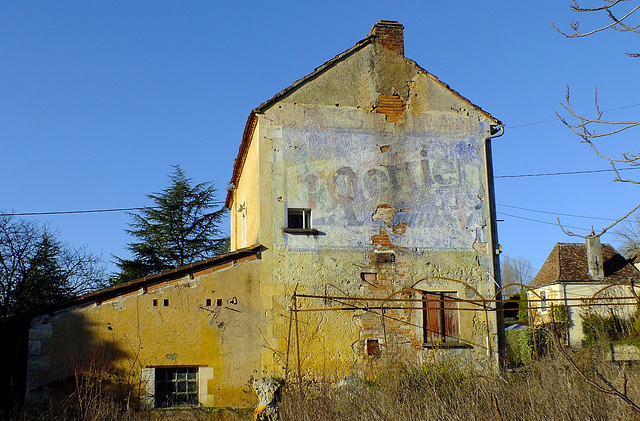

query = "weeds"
[[12, 347, 640, 420], [280, 349, 640, 421]]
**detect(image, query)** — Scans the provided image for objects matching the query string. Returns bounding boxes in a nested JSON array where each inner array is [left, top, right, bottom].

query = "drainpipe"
[[562, 282, 570, 346], [484, 123, 505, 367]]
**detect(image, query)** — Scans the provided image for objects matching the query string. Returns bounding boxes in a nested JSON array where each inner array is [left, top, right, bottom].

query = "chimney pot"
[[370, 20, 404, 56], [586, 236, 604, 280]]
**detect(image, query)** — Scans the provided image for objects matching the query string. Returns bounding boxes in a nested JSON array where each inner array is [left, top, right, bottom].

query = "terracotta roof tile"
[[530, 242, 640, 288]]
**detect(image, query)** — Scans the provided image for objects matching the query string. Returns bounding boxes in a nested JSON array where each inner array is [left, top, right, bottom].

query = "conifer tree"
[[114, 166, 228, 283], [0, 216, 105, 318]]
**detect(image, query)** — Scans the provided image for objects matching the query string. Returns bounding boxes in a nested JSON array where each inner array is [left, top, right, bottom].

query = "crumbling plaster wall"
[[251, 42, 500, 377], [27, 259, 262, 408]]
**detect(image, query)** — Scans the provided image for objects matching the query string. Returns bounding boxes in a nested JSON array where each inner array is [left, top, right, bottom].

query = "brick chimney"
[[586, 235, 604, 280], [370, 20, 404, 56]]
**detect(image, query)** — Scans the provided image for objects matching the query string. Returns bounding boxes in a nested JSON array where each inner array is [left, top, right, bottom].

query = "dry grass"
[[13, 346, 640, 420], [280, 349, 640, 421]]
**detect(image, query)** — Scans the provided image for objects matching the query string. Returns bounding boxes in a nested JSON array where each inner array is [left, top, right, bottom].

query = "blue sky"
[[1, 1, 638, 278]]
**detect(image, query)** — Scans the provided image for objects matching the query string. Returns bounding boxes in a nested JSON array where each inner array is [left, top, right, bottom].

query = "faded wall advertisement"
[[278, 127, 488, 251]]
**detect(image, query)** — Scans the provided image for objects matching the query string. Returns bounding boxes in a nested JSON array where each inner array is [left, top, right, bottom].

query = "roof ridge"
[[410, 59, 501, 124], [252, 36, 374, 115], [226, 36, 375, 207], [556, 243, 564, 282]]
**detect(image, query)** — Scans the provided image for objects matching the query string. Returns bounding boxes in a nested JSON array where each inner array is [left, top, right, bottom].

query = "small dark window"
[[216, 299, 223, 306], [360, 273, 378, 284], [287, 208, 311, 229], [164, 299, 169, 307], [366, 338, 381, 357], [155, 367, 198, 407], [360, 272, 378, 288], [375, 252, 395, 264], [153, 299, 158, 307], [205, 299, 212, 306]]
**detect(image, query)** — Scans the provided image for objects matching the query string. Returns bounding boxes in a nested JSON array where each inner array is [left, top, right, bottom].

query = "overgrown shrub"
[[581, 311, 630, 347], [517, 326, 549, 363], [633, 305, 640, 337], [517, 290, 529, 325]]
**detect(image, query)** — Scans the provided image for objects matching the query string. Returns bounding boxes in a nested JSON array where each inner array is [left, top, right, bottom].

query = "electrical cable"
[[497, 203, 618, 221], [495, 166, 638, 179], [497, 212, 591, 232], [507, 102, 640, 129], [2, 202, 226, 217]]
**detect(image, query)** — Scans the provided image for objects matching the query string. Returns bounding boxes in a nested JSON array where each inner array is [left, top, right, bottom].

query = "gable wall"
[[250, 42, 501, 377]]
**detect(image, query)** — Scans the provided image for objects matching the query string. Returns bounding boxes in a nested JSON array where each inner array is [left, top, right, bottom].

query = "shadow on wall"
[[0, 316, 30, 418], [24, 310, 133, 415]]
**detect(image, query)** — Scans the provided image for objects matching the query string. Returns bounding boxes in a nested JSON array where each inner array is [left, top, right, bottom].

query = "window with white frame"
[[539, 290, 547, 313], [287, 208, 311, 229]]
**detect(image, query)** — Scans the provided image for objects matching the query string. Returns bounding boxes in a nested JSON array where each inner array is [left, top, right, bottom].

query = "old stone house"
[[529, 238, 640, 347], [23, 21, 504, 410]]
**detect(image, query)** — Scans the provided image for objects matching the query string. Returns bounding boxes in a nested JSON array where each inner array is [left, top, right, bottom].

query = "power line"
[[497, 203, 618, 221], [495, 166, 638, 179], [2, 202, 227, 217], [507, 102, 640, 129], [4, 207, 147, 216], [497, 212, 591, 232]]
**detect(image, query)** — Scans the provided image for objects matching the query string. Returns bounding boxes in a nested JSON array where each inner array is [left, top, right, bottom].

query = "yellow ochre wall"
[[230, 124, 262, 251], [27, 257, 262, 408]]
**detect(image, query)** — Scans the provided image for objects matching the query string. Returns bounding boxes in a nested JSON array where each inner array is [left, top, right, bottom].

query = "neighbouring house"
[[529, 237, 640, 347], [21, 21, 504, 411], [631, 250, 640, 272]]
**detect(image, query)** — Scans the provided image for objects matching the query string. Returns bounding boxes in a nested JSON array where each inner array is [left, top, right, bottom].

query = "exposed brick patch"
[[376, 94, 406, 123], [371, 230, 393, 248], [372, 204, 407, 236]]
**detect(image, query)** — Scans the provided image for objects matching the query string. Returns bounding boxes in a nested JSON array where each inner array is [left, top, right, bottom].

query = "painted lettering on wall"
[[279, 128, 487, 250]]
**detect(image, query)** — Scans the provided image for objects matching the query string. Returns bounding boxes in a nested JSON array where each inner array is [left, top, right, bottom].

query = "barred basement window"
[[155, 367, 198, 407]]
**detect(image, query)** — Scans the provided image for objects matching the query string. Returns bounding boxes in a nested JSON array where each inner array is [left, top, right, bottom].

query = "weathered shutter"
[[442, 292, 458, 342], [423, 292, 442, 342]]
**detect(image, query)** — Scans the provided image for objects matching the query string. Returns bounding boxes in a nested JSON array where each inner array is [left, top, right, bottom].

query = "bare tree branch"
[[558, 202, 640, 238], [552, 0, 640, 56], [555, 82, 640, 234]]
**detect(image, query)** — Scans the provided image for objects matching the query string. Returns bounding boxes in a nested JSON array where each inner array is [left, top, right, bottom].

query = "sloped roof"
[[25, 244, 264, 318], [530, 242, 640, 288], [631, 249, 640, 265], [225, 23, 501, 208]]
